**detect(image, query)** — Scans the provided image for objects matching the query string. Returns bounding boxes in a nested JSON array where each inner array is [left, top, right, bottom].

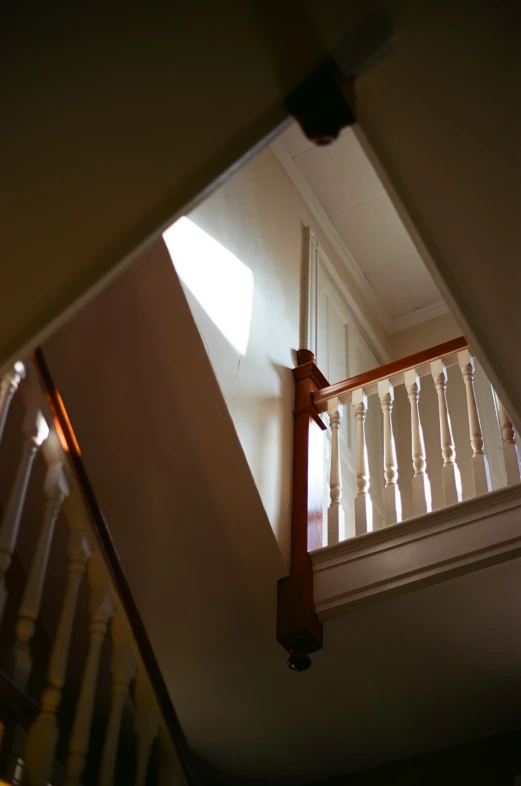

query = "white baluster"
[[431, 360, 462, 506], [378, 379, 402, 525], [99, 611, 136, 786], [25, 526, 91, 786], [352, 389, 373, 535], [0, 362, 25, 446], [327, 398, 345, 545], [458, 350, 492, 495], [404, 370, 432, 515], [496, 398, 521, 485], [65, 553, 115, 786], [9, 463, 69, 690], [0, 407, 49, 623], [134, 666, 160, 786], [158, 725, 183, 786]]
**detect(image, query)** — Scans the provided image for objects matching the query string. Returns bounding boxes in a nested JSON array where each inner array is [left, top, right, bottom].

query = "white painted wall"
[[164, 147, 389, 568]]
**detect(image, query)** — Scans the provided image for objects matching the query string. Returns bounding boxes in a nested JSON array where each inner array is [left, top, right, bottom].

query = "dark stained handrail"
[[32, 347, 199, 785], [314, 336, 468, 408]]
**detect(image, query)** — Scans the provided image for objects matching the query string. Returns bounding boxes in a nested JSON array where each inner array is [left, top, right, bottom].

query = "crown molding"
[[389, 299, 449, 334]]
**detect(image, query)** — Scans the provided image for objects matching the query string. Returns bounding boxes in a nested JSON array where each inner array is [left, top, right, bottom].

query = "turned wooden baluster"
[[0, 362, 25, 446], [0, 407, 49, 623], [65, 552, 115, 786], [327, 397, 345, 545], [99, 611, 136, 786], [10, 463, 69, 690], [404, 370, 432, 515], [378, 379, 402, 525], [24, 526, 91, 786], [458, 350, 492, 495], [431, 359, 462, 506], [134, 666, 159, 786], [352, 389, 373, 535], [496, 399, 521, 486]]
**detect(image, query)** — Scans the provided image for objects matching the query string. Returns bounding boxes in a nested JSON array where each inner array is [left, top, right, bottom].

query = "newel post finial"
[[296, 349, 315, 366]]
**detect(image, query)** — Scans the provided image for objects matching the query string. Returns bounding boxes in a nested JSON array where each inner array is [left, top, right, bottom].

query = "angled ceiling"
[[274, 123, 447, 334]]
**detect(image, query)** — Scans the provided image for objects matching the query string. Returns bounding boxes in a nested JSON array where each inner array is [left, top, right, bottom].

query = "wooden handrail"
[[314, 336, 469, 408], [31, 348, 199, 786]]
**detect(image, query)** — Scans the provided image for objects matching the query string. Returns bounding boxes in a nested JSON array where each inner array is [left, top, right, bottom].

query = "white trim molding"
[[304, 227, 390, 365], [272, 137, 391, 332], [390, 300, 449, 335], [272, 137, 449, 336], [311, 484, 521, 620]]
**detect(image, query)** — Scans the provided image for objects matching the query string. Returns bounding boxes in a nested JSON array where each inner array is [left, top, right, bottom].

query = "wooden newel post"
[[276, 349, 328, 671]]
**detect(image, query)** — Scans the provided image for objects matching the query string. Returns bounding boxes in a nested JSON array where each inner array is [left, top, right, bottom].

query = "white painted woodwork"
[[65, 553, 115, 786], [404, 369, 432, 515], [496, 398, 521, 486], [327, 398, 345, 545], [11, 463, 69, 690], [25, 527, 91, 786], [134, 666, 160, 786], [99, 611, 137, 786], [0, 362, 25, 445], [304, 227, 388, 365], [377, 379, 402, 525], [314, 344, 520, 542], [472, 364, 505, 491], [459, 350, 492, 496], [0, 407, 49, 624], [311, 484, 521, 620], [431, 359, 462, 506], [304, 231, 385, 539], [351, 389, 373, 535]]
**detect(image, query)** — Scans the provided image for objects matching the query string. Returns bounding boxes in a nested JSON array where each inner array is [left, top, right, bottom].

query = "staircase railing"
[[314, 336, 521, 544], [0, 349, 198, 784], [277, 339, 521, 669]]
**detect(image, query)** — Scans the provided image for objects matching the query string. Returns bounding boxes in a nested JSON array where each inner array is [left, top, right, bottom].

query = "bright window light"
[[163, 217, 254, 355]]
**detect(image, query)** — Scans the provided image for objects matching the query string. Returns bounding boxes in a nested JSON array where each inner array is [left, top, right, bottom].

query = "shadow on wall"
[[42, 236, 286, 731], [163, 210, 297, 571], [317, 732, 521, 786]]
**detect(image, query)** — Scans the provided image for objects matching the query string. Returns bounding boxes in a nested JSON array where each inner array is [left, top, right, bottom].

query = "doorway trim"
[[303, 227, 389, 365]]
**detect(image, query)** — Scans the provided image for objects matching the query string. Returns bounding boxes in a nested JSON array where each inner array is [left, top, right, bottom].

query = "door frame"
[[302, 227, 389, 367]]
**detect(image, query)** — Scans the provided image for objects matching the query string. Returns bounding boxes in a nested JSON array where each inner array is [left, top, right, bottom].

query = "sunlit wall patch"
[[163, 217, 254, 356]]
